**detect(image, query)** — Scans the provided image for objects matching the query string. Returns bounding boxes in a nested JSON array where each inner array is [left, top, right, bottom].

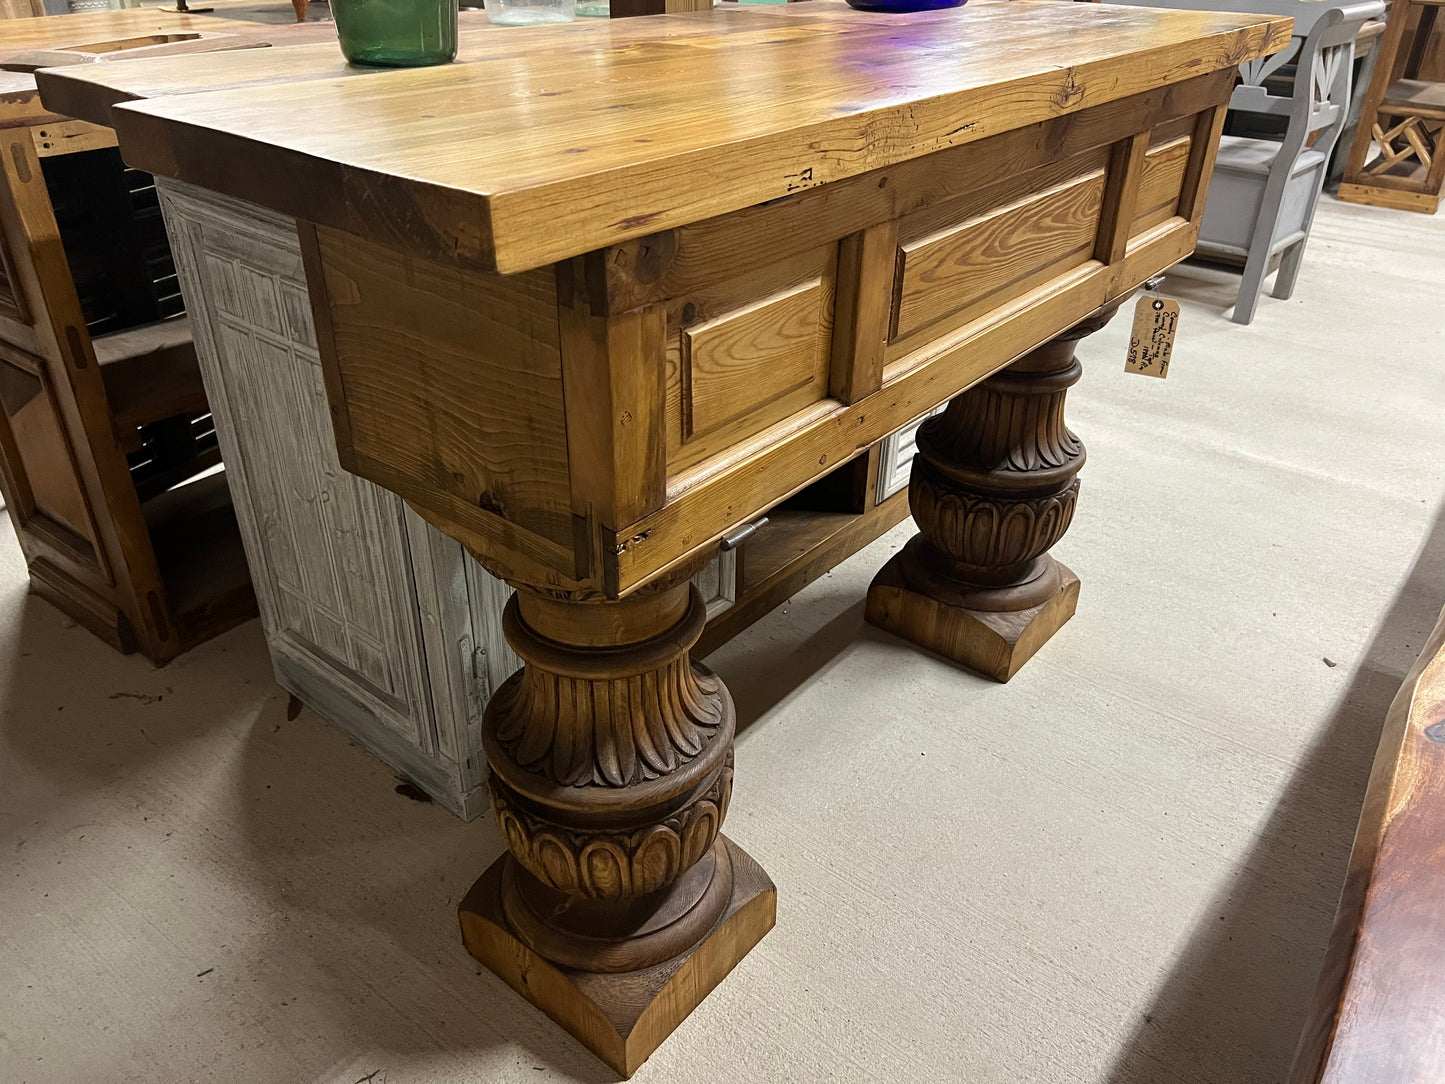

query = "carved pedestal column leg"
[[865, 306, 1117, 683], [458, 570, 776, 1078]]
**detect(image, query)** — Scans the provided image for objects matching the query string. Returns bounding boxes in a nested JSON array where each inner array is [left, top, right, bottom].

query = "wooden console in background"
[[0, 6, 338, 663], [40, 1, 1289, 1073]]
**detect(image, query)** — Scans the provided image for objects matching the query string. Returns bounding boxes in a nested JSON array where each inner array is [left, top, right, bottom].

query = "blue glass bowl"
[[844, 0, 965, 11]]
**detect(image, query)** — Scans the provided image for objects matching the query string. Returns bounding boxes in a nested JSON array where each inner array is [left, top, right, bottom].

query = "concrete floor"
[[2, 194, 1443, 1084]]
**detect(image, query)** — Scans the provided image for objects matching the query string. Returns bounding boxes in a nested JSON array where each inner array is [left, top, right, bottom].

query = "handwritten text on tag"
[[1126, 295, 1179, 378]]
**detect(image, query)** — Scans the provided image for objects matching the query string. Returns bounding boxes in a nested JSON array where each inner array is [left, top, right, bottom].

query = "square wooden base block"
[[458, 835, 776, 1078], [865, 556, 1081, 683]]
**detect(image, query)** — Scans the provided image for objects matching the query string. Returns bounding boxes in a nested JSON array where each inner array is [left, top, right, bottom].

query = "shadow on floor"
[[0, 591, 253, 784], [224, 692, 617, 1083], [1165, 260, 1252, 322], [0, 594, 613, 1082], [1104, 499, 1445, 1084], [705, 547, 975, 740], [718, 600, 873, 737]]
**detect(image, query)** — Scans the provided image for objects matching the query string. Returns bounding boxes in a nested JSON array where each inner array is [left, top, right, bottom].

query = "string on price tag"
[[1125, 295, 1179, 378]]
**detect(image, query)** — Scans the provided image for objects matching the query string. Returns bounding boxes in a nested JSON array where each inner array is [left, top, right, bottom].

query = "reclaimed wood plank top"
[[29, 12, 506, 126], [37, 0, 1292, 273], [0, 6, 335, 128], [0, 5, 295, 53]]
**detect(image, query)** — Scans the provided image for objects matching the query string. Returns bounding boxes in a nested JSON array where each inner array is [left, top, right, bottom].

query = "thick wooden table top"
[[38, 0, 1292, 273], [0, 6, 281, 53], [1, 6, 334, 129]]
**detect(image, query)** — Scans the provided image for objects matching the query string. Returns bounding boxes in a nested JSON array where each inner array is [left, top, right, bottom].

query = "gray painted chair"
[[1110, 0, 1384, 323]]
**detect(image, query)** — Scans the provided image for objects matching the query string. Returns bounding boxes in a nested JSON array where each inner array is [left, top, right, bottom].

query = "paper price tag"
[[1125, 295, 1179, 378]]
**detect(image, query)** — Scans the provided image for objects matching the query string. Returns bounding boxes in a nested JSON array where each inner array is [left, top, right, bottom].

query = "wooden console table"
[[40, 1, 1289, 1072]]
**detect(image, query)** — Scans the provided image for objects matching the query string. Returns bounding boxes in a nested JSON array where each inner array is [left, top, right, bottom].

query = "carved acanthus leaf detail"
[[926, 364, 1084, 473], [910, 468, 1079, 570], [489, 755, 733, 900], [490, 658, 726, 788]]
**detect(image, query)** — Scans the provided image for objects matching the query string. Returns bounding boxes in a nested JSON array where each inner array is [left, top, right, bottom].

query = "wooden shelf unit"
[[1339, 0, 1445, 212], [0, 89, 254, 662]]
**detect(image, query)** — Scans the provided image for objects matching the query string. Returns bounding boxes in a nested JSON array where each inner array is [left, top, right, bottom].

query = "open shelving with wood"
[[696, 445, 912, 656], [0, 83, 254, 662], [0, 3, 351, 664]]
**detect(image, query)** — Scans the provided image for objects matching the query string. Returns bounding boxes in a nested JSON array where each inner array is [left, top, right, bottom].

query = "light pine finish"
[[1289, 604, 1445, 1083], [67, 2, 1292, 273], [40, 2, 1288, 1072], [263, 67, 1249, 602], [1339, 0, 1445, 212], [892, 169, 1108, 344], [306, 227, 578, 555]]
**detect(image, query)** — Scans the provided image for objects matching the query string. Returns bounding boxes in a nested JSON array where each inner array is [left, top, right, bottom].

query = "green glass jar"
[[333, 0, 458, 67]]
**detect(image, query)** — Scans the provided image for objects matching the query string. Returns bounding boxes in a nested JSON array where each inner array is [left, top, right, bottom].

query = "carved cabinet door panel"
[[160, 181, 434, 746]]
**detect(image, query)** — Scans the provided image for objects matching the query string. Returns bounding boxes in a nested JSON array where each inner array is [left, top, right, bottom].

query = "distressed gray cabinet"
[[875, 406, 946, 505]]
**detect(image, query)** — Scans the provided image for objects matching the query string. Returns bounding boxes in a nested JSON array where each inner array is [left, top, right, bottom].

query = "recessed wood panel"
[[1131, 135, 1192, 236], [666, 246, 837, 474], [0, 355, 98, 557], [684, 279, 829, 440], [890, 170, 1106, 347]]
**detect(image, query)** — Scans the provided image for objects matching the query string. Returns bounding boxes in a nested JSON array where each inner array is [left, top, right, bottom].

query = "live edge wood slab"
[[1289, 604, 1445, 1083], [37, 2, 1289, 1074]]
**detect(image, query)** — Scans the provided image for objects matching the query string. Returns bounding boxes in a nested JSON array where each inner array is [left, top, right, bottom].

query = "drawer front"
[[388, 78, 1239, 594], [682, 280, 830, 442], [890, 166, 1107, 352], [1132, 132, 1192, 237], [667, 243, 838, 474]]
